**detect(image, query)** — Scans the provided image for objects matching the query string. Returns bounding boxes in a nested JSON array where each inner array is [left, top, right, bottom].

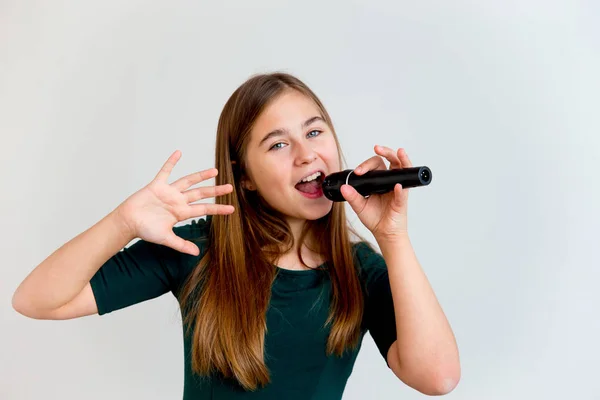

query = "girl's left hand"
[[341, 145, 412, 240]]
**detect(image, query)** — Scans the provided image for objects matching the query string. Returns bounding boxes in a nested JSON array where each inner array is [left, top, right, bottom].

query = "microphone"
[[322, 166, 432, 202]]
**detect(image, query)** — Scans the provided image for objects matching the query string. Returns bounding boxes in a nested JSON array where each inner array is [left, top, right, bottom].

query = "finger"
[[397, 148, 413, 168], [353, 155, 387, 175], [183, 184, 233, 204], [154, 150, 182, 183], [374, 145, 402, 169], [187, 203, 235, 218], [393, 183, 404, 209], [163, 233, 200, 256], [341, 184, 367, 214], [172, 168, 219, 192]]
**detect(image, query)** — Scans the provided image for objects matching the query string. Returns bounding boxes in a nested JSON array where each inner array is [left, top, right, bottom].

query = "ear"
[[241, 176, 256, 191]]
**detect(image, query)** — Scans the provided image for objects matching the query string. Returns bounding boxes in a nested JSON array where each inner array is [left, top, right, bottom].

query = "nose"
[[294, 142, 317, 165]]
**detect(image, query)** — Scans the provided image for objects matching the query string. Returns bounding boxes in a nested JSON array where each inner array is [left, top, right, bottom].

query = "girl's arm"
[[378, 235, 461, 396], [12, 209, 134, 319]]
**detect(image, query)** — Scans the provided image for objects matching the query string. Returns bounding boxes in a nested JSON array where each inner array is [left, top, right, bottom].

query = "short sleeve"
[[89, 217, 211, 315], [354, 241, 397, 367]]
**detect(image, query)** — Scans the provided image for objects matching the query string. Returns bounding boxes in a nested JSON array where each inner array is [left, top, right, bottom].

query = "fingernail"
[[354, 167, 362, 174]]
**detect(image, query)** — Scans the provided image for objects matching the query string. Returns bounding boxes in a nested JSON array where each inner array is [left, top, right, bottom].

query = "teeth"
[[299, 171, 322, 183]]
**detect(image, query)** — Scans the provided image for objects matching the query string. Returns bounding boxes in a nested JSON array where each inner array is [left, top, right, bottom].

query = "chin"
[[304, 203, 334, 221], [279, 202, 332, 222]]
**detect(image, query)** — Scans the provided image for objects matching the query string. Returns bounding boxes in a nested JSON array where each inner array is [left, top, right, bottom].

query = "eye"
[[268, 130, 322, 151], [269, 142, 286, 151]]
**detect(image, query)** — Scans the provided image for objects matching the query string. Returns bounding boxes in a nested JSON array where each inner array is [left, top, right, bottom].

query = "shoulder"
[[167, 216, 213, 289], [352, 241, 386, 272], [351, 241, 388, 287]]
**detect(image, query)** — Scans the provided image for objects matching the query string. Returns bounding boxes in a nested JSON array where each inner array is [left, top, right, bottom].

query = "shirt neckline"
[[274, 262, 327, 276]]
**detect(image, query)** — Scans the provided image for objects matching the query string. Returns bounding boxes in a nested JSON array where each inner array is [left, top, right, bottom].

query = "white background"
[[2, 1, 599, 399]]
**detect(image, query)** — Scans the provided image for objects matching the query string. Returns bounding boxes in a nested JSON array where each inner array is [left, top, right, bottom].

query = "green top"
[[90, 216, 396, 399]]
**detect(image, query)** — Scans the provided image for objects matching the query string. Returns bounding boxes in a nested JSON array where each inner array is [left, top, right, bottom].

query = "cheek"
[[254, 165, 285, 190], [325, 143, 341, 168]]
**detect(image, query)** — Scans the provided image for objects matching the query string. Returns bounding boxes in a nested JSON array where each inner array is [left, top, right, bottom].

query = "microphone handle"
[[322, 166, 432, 202]]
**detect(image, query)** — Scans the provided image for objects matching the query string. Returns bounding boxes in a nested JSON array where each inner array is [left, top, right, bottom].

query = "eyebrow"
[[258, 116, 325, 147]]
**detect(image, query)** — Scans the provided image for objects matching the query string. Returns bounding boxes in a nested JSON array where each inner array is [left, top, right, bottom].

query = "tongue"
[[295, 180, 321, 194]]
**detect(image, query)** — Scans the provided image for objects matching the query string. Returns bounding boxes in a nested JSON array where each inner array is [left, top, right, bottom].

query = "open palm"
[[116, 150, 234, 255]]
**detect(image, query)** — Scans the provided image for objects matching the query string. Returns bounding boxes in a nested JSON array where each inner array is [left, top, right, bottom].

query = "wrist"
[[374, 231, 410, 246], [109, 206, 137, 242]]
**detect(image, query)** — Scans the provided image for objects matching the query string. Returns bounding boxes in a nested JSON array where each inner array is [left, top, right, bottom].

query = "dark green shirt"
[[90, 216, 396, 399]]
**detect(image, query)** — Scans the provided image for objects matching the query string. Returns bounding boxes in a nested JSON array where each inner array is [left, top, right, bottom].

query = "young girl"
[[12, 72, 460, 399]]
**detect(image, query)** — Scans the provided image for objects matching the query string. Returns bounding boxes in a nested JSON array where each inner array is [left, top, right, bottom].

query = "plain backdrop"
[[1, 1, 599, 399]]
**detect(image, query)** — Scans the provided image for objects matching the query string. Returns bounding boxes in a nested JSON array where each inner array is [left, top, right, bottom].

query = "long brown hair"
[[179, 72, 367, 391]]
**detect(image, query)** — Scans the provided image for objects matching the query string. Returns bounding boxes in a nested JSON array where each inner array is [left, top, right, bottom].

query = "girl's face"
[[243, 90, 340, 224]]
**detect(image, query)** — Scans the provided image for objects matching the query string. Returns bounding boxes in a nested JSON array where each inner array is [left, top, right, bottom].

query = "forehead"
[[251, 90, 322, 136]]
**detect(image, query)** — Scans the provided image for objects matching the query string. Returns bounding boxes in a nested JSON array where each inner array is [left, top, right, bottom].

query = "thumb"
[[341, 184, 367, 212], [164, 233, 200, 256], [392, 183, 405, 211]]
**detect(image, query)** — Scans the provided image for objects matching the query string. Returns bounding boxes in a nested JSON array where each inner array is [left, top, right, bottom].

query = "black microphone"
[[322, 166, 432, 202]]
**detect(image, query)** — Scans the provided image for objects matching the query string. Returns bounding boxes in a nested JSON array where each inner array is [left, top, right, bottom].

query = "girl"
[[12, 72, 460, 399]]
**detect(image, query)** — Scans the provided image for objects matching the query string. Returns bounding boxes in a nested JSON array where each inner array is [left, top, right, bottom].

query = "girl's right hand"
[[115, 150, 234, 256]]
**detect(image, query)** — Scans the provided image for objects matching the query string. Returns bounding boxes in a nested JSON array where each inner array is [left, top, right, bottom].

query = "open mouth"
[[295, 171, 325, 195]]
